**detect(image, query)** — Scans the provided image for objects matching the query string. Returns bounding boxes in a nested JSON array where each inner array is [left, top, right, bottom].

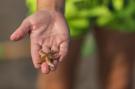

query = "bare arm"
[[10, 0, 69, 74], [37, 0, 65, 13]]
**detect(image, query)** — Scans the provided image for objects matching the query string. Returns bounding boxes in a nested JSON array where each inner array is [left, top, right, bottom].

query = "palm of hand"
[[10, 10, 70, 73]]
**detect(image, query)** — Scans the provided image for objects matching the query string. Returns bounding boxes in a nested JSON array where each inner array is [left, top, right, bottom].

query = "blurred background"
[[0, 0, 135, 89], [0, 0, 97, 89], [0, 0, 37, 89]]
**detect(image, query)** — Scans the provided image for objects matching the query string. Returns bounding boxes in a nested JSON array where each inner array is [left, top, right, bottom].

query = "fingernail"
[[35, 64, 40, 69], [10, 34, 15, 40], [53, 60, 58, 67], [50, 67, 56, 71], [42, 66, 47, 73], [41, 63, 49, 74], [42, 69, 47, 73], [59, 58, 63, 62], [10, 34, 19, 41]]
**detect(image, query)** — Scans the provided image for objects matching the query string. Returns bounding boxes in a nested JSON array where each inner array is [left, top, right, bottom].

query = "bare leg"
[[94, 28, 135, 89], [37, 37, 84, 89]]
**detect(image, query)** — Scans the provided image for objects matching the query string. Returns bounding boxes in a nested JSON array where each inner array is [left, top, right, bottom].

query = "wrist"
[[37, 0, 55, 11], [37, 0, 65, 14], [36, 9, 64, 20]]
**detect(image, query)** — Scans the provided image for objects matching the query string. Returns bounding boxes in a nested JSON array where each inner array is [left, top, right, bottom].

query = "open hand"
[[10, 10, 70, 74]]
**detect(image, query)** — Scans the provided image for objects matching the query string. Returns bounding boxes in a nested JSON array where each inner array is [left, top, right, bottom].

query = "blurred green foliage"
[[66, 0, 135, 33], [26, 0, 135, 37], [81, 34, 96, 58], [25, 0, 135, 57], [26, 0, 36, 14]]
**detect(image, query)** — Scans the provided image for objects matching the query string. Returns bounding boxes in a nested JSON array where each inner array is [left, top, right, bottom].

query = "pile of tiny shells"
[[39, 50, 55, 70]]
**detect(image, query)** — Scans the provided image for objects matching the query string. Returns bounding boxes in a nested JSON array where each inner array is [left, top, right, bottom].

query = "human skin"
[[37, 38, 84, 89], [10, 0, 70, 74], [9, 1, 133, 89]]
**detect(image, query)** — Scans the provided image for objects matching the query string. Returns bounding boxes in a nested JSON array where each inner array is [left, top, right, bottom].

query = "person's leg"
[[94, 28, 135, 89], [37, 37, 84, 89]]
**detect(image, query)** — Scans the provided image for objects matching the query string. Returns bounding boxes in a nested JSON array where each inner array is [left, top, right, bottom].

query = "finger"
[[50, 43, 60, 60], [41, 62, 50, 74], [10, 19, 31, 41], [59, 42, 68, 62], [49, 60, 58, 71], [42, 45, 51, 54], [31, 42, 41, 69], [52, 53, 60, 60], [53, 60, 59, 68], [51, 43, 59, 53]]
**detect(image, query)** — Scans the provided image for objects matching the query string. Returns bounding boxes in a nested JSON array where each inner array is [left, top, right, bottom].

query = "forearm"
[[37, 0, 65, 13]]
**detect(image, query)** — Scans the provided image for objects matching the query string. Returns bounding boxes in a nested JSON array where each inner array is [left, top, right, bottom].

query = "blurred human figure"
[[10, 0, 134, 89]]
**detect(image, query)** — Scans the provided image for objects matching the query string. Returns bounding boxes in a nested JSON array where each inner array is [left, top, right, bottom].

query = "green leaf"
[[26, 0, 36, 14], [88, 6, 112, 17], [112, 0, 124, 11], [68, 18, 89, 29]]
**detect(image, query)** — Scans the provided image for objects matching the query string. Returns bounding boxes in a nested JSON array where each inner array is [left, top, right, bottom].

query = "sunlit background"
[[0, 0, 135, 89]]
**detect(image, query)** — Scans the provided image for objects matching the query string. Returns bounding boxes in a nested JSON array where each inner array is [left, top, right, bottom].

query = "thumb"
[[10, 19, 31, 41]]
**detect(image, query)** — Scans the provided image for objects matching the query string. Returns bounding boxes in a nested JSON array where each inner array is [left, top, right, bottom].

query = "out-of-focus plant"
[[26, 0, 36, 15], [65, 0, 90, 37], [66, 0, 135, 32], [26, 0, 135, 36]]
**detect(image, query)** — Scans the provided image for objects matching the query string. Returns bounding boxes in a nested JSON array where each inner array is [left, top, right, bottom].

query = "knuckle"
[[32, 23, 40, 30]]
